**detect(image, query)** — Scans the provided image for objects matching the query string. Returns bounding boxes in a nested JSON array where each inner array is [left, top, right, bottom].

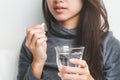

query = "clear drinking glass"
[[55, 46, 85, 67]]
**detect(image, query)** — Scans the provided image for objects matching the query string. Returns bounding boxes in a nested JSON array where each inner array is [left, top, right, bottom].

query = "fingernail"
[[58, 73, 61, 77], [70, 58, 75, 62]]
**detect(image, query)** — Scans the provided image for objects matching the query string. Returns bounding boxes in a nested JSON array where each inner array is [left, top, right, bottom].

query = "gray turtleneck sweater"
[[17, 22, 120, 80]]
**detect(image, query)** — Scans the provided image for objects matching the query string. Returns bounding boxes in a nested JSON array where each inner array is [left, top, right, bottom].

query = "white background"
[[0, 0, 120, 80], [0, 0, 43, 50]]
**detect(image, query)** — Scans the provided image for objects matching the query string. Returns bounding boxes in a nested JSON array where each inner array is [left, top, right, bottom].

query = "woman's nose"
[[53, 0, 64, 3]]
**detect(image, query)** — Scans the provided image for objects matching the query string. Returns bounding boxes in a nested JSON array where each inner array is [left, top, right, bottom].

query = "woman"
[[17, 0, 120, 80]]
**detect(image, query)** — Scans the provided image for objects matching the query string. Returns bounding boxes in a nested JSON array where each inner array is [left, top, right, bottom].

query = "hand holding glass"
[[55, 46, 85, 67]]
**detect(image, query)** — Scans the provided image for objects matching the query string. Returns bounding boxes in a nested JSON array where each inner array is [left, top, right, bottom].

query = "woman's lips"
[[54, 6, 67, 13]]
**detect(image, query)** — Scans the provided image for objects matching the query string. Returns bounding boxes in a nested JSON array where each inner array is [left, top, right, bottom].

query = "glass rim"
[[55, 46, 85, 49]]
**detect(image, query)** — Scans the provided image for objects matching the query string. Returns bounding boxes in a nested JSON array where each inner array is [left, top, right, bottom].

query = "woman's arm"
[[17, 39, 41, 80], [17, 24, 47, 80], [103, 33, 120, 80]]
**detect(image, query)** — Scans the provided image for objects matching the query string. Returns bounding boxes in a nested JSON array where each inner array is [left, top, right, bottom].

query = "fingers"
[[70, 59, 87, 68], [58, 59, 90, 78], [35, 35, 47, 47], [31, 32, 47, 47], [25, 25, 46, 48], [59, 65, 87, 75], [59, 65, 89, 76], [58, 62, 92, 80], [58, 72, 88, 80]]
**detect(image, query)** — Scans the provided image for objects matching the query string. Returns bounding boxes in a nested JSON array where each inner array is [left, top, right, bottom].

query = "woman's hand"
[[58, 59, 94, 80], [25, 24, 47, 78], [26, 24, 47, 63]]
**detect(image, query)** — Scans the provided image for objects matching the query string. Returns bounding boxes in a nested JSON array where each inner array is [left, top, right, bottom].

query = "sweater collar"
[[49, 21, 78, 39]]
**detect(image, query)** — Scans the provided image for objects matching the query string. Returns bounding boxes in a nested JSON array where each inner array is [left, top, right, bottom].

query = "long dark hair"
[[42, 0, 109, 79]]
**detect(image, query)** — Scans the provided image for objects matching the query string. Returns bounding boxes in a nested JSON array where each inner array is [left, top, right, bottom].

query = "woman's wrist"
[[31, 60, 45, 79], [32, 60, 45, 69]]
